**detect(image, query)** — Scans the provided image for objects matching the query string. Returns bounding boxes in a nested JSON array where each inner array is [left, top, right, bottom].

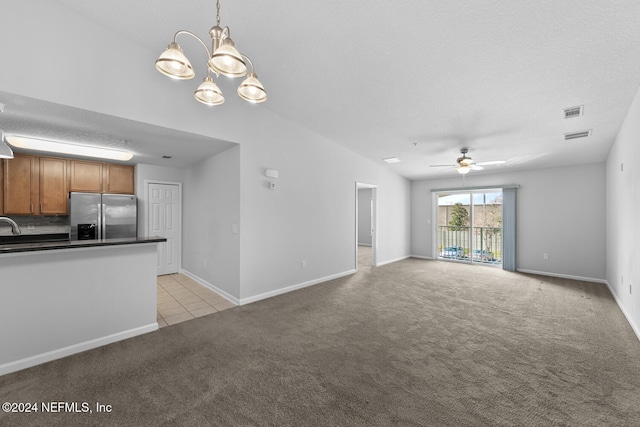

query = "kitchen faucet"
[[0, 216, 21, 235]]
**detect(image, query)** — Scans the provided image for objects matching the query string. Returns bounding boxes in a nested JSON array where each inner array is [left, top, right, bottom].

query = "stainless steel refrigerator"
[[69, 192, 137, 240]]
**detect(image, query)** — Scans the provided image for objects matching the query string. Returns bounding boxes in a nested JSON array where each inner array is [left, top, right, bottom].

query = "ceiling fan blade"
[[475, 160, 506, 166], [471, 165, 484, 170], [429, 164, 456, 167]]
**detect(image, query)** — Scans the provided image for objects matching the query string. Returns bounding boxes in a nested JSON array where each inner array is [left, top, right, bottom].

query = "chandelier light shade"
[[238, 72, 267, 103], [155, 0, 266, 106], [155, 42, 195, 79], [209, 37, 247, 77], [194, 76, 225, 105]]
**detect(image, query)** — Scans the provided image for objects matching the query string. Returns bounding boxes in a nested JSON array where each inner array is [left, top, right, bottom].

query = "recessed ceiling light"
[[5, 135, 133, 161], [383, 157, 401, 163]]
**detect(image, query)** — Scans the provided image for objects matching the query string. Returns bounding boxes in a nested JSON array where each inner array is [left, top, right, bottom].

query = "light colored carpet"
[[1, 258, 639, 426]]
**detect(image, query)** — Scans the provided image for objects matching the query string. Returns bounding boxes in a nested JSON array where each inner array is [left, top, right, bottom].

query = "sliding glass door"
[[437, 193, 470, 261], [437, 190, 503, 267], [471, 191, 502, 265]]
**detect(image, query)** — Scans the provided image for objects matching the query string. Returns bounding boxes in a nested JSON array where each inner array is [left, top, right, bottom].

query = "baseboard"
[[0, 323, 158, 377], [516, 269, 607, 285], [375, 255, 411, 267], [239, 269, 357, 306], [180, 269, 240, 306], [410, 254, 435, 260], [604, 280, 640, 342]]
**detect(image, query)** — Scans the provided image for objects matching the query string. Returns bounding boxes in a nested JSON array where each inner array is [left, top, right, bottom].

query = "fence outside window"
[[437, 226, 502, 264]]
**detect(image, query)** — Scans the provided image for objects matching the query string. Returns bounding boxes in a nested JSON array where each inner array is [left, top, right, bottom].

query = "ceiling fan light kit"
[[155, 0, 267, 106], [456, 165, 472, 175], [430, 147, 504, 175]]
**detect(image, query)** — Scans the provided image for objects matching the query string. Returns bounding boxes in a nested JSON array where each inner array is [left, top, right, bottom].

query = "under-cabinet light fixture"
[[0, 130, 14, 159], [5, 135, 133, 161]]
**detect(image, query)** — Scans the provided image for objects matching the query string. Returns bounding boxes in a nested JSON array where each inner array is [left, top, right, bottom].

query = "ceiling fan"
[[429, 148, 505, 175]]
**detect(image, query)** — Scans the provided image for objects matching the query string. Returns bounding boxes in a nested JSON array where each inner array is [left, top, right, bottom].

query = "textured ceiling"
[[6, 0, 640, 177], [0, 91, 236, 167]]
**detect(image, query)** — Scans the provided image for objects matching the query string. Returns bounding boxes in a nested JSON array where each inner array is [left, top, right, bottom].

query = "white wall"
[[357, 188, 372, 245], [0, 1, 412, 304], [0, 244, 158, 375], [606, 84, 640, 337], [182, 146, 241, 299], [411, 163, 606, 281], [237, 125, 411, 302]]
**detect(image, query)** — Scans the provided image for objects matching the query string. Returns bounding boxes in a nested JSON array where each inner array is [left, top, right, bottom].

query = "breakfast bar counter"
[[0, 237, 166, 376], [0, 236, 166, 254]]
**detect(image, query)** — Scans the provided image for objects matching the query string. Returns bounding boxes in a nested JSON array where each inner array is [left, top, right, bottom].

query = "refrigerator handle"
[[99, 203, 105, 239]]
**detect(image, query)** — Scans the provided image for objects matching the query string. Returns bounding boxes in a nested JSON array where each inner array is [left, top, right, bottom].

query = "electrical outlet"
[[543, 253, 549, 260], [301, 260, 307, 269]]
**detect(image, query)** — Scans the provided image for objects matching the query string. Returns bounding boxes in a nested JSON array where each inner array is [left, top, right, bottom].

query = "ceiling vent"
[[564, 130, 591, 140], [563, 105, 583, 119]]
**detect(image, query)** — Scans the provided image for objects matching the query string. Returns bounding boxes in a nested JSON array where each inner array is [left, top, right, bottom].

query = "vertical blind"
[[502, 187, 517, 271]]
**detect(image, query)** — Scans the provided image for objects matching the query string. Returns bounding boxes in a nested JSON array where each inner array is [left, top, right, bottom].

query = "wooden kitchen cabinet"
[[2, 154, 38, 214], [103, 164, 134, 194], [2, 154, 68, 215], [69, 160, 103, 192], [39, 156, 68, 214], [2, 154, 134, 215]]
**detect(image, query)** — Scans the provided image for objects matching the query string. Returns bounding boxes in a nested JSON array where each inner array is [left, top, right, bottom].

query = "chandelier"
[[155, 0, 267, 106]]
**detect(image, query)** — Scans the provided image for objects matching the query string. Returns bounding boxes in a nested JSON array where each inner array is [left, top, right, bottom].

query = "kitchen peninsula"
[[0, 237, 166, 376]]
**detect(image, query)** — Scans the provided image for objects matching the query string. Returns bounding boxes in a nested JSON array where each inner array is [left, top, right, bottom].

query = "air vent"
[[564, 130, 591, 140], [563, 105, 583, 119]]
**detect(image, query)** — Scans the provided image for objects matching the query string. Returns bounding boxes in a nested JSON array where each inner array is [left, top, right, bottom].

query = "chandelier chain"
[[216, 0, 221, 27]]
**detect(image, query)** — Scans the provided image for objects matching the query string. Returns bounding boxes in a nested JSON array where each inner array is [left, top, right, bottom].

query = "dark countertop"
[[0, 236, 167, 254]]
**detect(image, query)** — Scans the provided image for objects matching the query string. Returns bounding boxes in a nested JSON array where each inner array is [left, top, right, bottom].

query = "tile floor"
[[157, 273, 236, 328]]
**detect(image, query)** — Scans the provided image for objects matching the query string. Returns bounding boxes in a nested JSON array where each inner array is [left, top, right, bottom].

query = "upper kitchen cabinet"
[[2, 154, 39, 215], [2, 154, 134, 215], [3, 154, 69, 215], [103, 164, 134, 194], [39, 156, 68, 214], [69, 160, 103, 193]]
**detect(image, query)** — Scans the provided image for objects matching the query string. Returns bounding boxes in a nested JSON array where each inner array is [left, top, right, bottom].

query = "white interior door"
[[355, 182, 377, 269], [149, 183, 181, 275]]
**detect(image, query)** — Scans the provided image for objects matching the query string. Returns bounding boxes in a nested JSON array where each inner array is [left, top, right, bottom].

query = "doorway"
[[436, 189, 503, 267], [355, 182, 377, 270], [147, 182, 182, 275]]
